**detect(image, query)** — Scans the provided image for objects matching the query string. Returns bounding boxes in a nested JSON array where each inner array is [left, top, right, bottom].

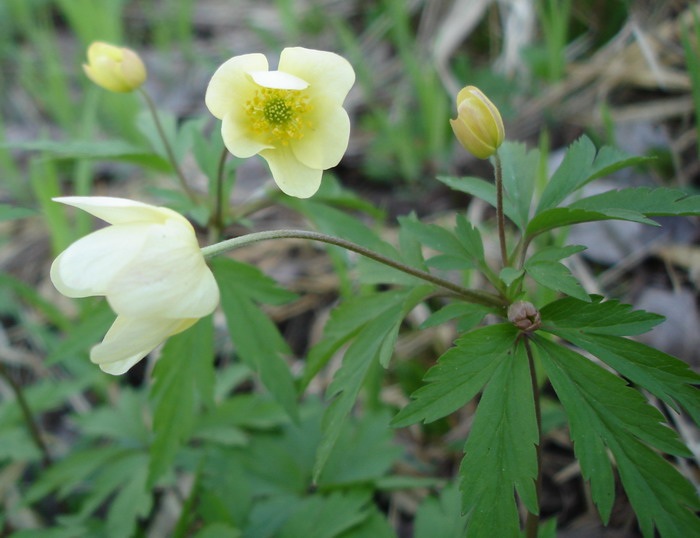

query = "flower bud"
[[450, 86, 504, 159], [507, 301, 541, 332], [83, 42, 147, 93]]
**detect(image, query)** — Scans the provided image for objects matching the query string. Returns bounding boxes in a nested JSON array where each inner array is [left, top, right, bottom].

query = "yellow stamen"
[[245, 87, 312, 146]]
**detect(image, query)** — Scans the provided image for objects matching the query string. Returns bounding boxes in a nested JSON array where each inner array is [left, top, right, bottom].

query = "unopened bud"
[[449, 86, 504, 159], [83, 42, 147, 93], [508, 301, 541, 332]]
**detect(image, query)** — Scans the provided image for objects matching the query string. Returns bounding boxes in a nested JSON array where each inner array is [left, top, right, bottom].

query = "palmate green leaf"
[[525, 207, 658, 238], [300, 289, 417, 390], [149, 316, 214, 485], [314, 287, 430, 480], [278, 491, 371, 538], [106, 462, 151, 538], [524, 260, 589, 302], [318, 410, 402, 487], [413, 482, 467, 538], [391, 324, 519, 427], [24, 446, 129, 503], [527, 245, 587, 263], [314, 298, 408, 481], [528, 186, 700, 237], [213, 258, 299, 422], [540, 295, 665, 335], [570, 187, 700, 216], [459, 342, 538, 538], [437, 175, 520, 225], [46, 299, 115, 365], [75, 388, 150, 445], [420, 302, 494, 330], [338, 507, 396, 538], [499, 141, 540, 231], [534, 336, 699, 535], [399, 214, 472, 262], [536, 135, 649, 213], [545, 330, 700, 423]]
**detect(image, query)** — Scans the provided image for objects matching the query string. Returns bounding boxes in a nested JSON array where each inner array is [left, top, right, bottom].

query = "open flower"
[[50, 197, 219, 375], [450, 86, 504, 159], [83, 42, 147, 93], [205, 47, 355, 198]]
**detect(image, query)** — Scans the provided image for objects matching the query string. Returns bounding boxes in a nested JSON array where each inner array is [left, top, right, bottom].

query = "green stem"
[[202, 230, 507, 309], [0, 360, 51, 466], [138, 88, 197, 203], [210, 146, 229, 241], [523, 337, 542, 537], [494, 153, 508, 268]]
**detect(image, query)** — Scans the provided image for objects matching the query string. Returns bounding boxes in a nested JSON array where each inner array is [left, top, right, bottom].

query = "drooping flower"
[[50, 197, 219, 375], [83, 42, 147, 93], [450, 86, 504, 159], [205, 47, 355, 198]]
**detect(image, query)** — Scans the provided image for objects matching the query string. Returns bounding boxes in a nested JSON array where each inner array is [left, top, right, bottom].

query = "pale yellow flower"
[[205, 47, 355, 198], [450, 86, 505, 159], [50, 197, 219, 375], [83, 42, 147, 93]]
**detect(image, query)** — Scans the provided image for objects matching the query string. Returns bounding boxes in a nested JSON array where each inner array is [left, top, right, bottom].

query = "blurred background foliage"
[[1, 0, 699, 536]]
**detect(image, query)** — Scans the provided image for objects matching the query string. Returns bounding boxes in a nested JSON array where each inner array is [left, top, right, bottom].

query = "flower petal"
[[205, 53, 268, 120], [91, 316, 197, 375], [291, 96, 350, 170], [105, 217, 219, 318], [221, 110, 272, 158], [54, 196, 179, 225], [247, 70, 308, 90], [278, 47, 355, 104], [50, 223, 150, 298], [260, 146, 323, 198]]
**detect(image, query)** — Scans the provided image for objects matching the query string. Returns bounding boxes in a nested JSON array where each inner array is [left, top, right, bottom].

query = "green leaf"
[[455, 214, 485, 260], [536, 136, 648, 212], [544, 330, 700, 422], [524, 260, 589, 301], [437, 175, 520, 224], [46, 300, 115, 365], [528, 187, 700, 237], [278, 491, 371, 538], [499, 267, 524, 286], [106, 462, 151, 538], [540, 295, 665, 335], [338, 507, 396, 538], [149, 317, 214, 485], [312, 287, 429, 481], [314, 300, 406, 480], [413, 482, 467, 538], [420, 303, 493, 329], [499, 141, 540, 230], [570, 187, 700, 216], [25, 447, 128, 503], [193, 523, 241, 538], [527, 245, 586, 263], [526, 207, 657, 238], [0, 204, 37, 222], [459, 342, 538, 537], [399, 214, 470, 260], [213, 258, 299, 422], [300, 290, 412, 390], [75, 388, 150, 445], [534, 336, 699, 533], [1, 138, 171, 171], [391, 324, 519, 427], [318, 411, 402, 487]]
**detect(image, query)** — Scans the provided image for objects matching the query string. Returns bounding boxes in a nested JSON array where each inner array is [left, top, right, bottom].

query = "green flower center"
[[246, 88, 312, 146]]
